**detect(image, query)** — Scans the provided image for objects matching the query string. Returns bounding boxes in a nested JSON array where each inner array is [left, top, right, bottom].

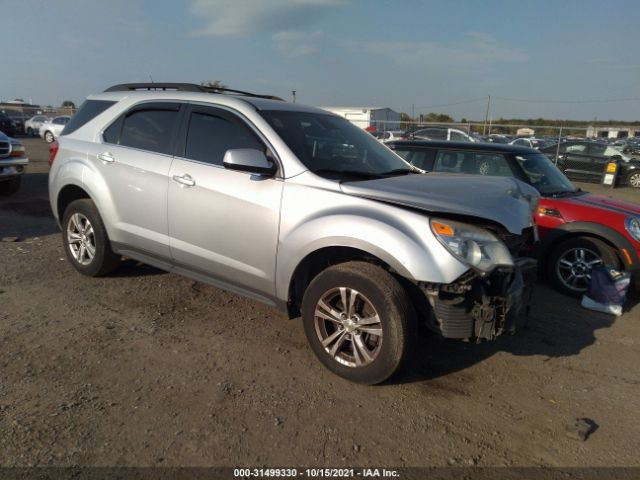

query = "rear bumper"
[[422, 257, 538, 341]]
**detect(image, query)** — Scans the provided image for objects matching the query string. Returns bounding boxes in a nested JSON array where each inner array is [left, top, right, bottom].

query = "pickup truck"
[[0, 131, 28, 195]]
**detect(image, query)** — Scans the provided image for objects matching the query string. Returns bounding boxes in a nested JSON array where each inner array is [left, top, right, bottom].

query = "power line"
[[492, 95, 640, 104], [414, 97, 486, 110]]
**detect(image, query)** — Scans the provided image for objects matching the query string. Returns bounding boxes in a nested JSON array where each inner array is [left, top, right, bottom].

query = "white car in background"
[[25, 115, 51, 136], [410, 126, 476, 142], [39, 116, 70, 143], [510, 137, 553, 150]]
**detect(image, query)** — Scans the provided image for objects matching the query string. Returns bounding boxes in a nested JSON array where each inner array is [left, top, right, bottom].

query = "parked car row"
[[540, 141, 640, 187], [388, 140, 640, 297]]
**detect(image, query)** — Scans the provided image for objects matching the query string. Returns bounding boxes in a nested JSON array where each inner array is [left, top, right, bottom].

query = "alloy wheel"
[[314, 287, 383, 368], [556, 246, 602, 292], [629, 173, 640, 188], [67, 213, 96, 266]]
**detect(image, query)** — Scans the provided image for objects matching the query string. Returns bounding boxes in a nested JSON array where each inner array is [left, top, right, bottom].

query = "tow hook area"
[[421, 258, 537, 342], [472, 296, 507, 341]]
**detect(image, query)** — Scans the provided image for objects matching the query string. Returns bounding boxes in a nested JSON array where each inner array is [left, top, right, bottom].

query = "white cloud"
[[191, 0, 346, 37], [348, 32, 527, 69], [272, 30, 324, 57]]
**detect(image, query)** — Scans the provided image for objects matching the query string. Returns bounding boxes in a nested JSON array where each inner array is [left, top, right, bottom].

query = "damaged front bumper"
[[421, 257, 537, 341]]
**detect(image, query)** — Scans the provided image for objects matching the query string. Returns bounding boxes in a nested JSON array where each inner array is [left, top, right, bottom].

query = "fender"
[[538, 221, 639, 272], [275, 205, 470, 302], [49, 153, 119, 241]]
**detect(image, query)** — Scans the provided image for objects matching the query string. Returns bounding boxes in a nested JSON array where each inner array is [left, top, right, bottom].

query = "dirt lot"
[[1, 138, 639, 468]]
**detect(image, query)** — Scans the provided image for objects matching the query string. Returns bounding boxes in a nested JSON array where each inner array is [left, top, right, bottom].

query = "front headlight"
[[624, 216, 640, 242], [430, 218, 513, 274]]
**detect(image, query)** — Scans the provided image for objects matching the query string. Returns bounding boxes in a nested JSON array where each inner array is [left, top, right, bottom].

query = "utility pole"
[[483, 95, 491, 136], [291, 90, 296, 103], [554, 123, 563, 165], [411, 103, 415, 122]]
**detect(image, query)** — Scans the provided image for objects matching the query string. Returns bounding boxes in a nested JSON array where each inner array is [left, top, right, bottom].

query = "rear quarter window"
[[61, 100, 116, 135]]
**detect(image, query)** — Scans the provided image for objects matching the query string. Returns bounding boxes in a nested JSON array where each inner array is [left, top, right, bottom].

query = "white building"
[[586, 125, 639, 139], [321, 107, 401, 131]]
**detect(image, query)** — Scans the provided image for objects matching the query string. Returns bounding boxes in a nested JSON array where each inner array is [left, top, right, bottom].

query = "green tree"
[[423, 112, 454, 123], [61, 100, 76, 109]]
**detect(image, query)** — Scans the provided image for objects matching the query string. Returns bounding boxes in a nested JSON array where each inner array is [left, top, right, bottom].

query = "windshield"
[[259, 110, 414, 178], [515, 153, 576, 196]]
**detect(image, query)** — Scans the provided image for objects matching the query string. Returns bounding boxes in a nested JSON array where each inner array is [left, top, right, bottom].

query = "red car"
[[388, 140, 640, 296]]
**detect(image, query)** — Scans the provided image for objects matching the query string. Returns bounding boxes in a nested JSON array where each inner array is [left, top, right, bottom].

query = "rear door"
[[167, 104, 283, 299], [561, 142, 592, 180], [88, 102, 183, 259], [586, 143, 612, 180]]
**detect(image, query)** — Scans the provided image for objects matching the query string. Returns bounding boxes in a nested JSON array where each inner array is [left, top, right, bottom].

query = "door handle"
[[98, 152, 115, 163], [172, 174, 196, 187]]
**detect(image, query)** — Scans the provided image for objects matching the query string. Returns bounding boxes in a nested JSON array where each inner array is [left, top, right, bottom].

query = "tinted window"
[[433, 151, 511, 175], [393, 148, 436, 170], [589, 143, 607, 156], [515, 153, 575, 195], [103, 116, 123, 144], [62, 100, 116, 135], [120, 109, 179, 155], [414, 128, 446, 140], [474, 153, 512, 176], [260, 110, 411, 175], [185, 111, 263, 165], [433, 151, 466, 172], [53, 117, 65, 125]]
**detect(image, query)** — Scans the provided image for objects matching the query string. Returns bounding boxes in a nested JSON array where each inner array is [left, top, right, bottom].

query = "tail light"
[[48, 141, 59, 167]]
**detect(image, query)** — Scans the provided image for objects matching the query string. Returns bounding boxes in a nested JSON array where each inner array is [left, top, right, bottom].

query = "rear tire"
[[0, 177, 21, 196], [301, 261, 417, 384], [62, 199, 120, 276], [547, 237, 620, 297]]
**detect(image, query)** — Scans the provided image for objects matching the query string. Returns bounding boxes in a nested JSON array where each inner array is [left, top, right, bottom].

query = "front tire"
[[44, 131, 54, 143], [301, 261, 416, 384], [627, 172, 640, 188], [62, 199, 120, 276], [547, 237, 620, 297]]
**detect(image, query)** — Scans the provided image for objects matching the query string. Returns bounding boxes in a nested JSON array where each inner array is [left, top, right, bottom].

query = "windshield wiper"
[[311, 168, 384, 179], [544, 190, 578, 198], [379, 168, 421, 176]]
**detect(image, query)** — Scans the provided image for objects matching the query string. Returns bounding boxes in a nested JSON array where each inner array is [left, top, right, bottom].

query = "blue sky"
[[3, 0, 640, 120]]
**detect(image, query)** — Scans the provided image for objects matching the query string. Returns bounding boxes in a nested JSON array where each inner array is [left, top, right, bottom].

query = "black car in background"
[[0, 112, 18, 137], [540, 141, 640, 188]]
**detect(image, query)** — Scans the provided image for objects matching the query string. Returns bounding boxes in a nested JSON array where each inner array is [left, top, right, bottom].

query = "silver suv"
[[49, 83, 539, 384]]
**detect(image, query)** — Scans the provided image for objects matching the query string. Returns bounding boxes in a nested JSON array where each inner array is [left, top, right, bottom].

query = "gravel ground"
[[0, 138, 639, 468]]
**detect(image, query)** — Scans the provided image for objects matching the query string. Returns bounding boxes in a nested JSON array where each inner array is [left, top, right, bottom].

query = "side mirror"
[[222, 149, 277, 176]]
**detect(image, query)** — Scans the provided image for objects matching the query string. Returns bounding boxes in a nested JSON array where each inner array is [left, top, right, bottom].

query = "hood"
[[567, 193, 640, 216], [340, 173, 539, 234]]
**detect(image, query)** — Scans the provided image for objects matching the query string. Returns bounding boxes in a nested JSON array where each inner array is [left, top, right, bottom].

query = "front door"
[[167, 105, 283, 299]]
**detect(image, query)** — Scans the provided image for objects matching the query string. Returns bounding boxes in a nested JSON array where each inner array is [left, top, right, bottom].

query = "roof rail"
[[104, 83, 284, 101]]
